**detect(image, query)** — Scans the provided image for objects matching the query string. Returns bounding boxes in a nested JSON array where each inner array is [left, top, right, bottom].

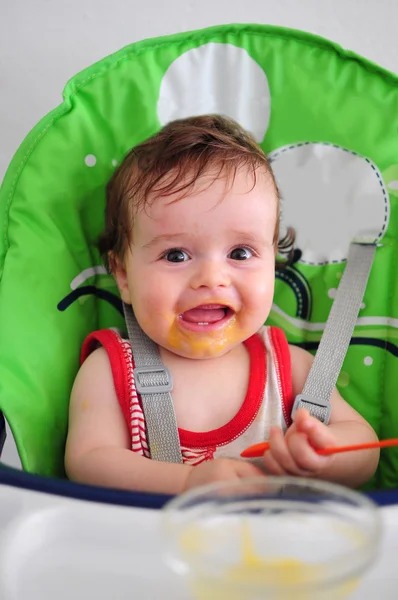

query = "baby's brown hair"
[[98, 114, 294, 270]]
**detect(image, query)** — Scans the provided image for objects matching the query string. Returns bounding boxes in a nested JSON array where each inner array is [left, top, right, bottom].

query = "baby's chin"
[[164, 343, 237, 360], [163, 330, 250, 360]]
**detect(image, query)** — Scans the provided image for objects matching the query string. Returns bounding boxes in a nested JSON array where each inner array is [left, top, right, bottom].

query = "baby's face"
[[117, 167, 278, 359]]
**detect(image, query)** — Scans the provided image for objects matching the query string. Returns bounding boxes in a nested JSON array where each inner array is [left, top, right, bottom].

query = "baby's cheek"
[[138, 306, 174, 337], [243, 289, 273, 324], [130, 288, 171, 331]]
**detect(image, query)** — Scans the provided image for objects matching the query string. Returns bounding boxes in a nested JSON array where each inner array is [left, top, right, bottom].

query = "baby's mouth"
[[178, 304, 235, 331]]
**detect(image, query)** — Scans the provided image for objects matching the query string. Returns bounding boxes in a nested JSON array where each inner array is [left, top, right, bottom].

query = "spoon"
[[240, 438, 398, 459]]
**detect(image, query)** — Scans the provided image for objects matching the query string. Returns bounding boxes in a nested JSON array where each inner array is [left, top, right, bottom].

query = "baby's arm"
[[263, 345, 379, 488], [65, 348, 263, 494]]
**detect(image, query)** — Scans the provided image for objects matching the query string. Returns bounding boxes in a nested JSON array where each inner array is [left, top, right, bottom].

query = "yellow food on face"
[[167, 315, 248, 358]]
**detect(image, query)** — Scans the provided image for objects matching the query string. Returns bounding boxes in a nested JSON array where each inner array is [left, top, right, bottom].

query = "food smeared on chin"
[[166, 304, 245, 357]]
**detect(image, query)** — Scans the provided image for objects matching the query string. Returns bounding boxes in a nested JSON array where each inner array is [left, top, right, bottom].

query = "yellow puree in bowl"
[[180, 523, 358, 600]]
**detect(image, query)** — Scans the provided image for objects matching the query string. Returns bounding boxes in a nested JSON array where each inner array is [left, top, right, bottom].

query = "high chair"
[[0, 23, 397, 493]]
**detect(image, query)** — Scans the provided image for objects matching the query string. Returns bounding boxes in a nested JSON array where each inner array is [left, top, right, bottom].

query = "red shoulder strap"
[[269, 327, 294, 427], [81, 330, 133, 428]]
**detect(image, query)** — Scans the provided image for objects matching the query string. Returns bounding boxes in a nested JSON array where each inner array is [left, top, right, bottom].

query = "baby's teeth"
[[198, 322, 208, 326]]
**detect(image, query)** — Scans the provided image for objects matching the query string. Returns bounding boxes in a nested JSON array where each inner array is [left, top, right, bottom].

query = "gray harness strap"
[[123, 303, 182, 463], [292, 242, 377, 424]]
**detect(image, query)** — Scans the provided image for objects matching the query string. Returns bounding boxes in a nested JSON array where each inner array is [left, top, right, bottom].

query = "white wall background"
[[0, 0, 397, 467]]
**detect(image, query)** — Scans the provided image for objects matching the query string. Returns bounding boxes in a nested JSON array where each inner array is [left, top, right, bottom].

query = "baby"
[[65, 115, 379, 494]]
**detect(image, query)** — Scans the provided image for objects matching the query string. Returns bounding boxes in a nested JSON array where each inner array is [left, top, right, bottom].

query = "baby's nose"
[[190, 260, 230, 289]]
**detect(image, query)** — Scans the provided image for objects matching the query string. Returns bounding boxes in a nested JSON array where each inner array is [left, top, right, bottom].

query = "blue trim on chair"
[[0, 464, 172, 509], [367, 488, 398, 506], [0, 412, 6, 457], [0, 463, 397, 508]]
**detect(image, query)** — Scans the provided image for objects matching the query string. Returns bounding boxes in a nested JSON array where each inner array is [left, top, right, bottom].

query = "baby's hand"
[[183, 457, 265, 492], [263, 408, 336, 477]]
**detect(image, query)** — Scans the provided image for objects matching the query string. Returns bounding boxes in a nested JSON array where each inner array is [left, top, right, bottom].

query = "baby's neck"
[[159, 343, 244, 368]]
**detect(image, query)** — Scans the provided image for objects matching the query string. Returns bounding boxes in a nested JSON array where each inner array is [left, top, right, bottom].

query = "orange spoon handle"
[[240, 438, 398, 459], [241, 441, 271, 458]]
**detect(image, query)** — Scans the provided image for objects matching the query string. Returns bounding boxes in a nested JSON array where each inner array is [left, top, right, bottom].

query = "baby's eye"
[[229, 247, 253, 261], [164, 249, 190, 263]]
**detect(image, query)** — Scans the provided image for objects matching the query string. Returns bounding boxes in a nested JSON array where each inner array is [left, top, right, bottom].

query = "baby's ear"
[[109, 252, 131, 304]]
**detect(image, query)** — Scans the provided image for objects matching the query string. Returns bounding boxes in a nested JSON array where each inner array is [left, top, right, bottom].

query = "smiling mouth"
[[178, 304, 235, 332]]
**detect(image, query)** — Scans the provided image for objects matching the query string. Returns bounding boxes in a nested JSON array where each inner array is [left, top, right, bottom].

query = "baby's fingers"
[[263, 427, 309, 476], [262, 449, 287, 476], [302, 422, 336, 451], [294, 409, 336, 450], [287, 432, 333, 473]]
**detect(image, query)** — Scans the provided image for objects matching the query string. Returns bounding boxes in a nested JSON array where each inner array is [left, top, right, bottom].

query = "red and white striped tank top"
[[81, 326, 294, 465]]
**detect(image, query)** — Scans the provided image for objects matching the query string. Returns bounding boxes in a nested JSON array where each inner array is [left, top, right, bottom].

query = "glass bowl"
[[162, 476, 381, 600]]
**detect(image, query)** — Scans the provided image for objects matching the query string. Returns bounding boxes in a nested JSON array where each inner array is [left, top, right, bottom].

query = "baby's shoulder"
[[81, 327, 128, 362], [76, 344, 112, 382], [69, 345, 117, 417]]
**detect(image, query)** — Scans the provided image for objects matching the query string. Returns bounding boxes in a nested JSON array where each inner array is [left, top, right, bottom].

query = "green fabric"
[[0, 24, 397, 488]]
